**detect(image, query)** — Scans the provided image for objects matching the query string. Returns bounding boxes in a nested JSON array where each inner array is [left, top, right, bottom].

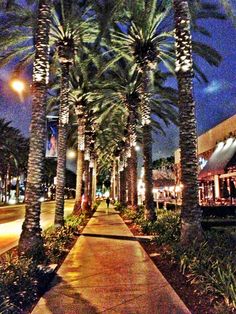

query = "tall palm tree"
[[68, 56, 98, 214], [109, 0, 174, 220], [90, 63, 141, 209], [173, 0, 204, 246], [100, 0, 222, 221], [51, 2, 75, 227], [54, 36, 74, 227], [0, 0, 97, 224], [0, 119, 28, 204], [18, 0, 52, 258], [48, 1, 97, 222], [73, 100, 86, 214]]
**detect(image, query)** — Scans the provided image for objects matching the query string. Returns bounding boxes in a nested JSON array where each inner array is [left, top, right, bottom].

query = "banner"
[[46, 119, 58, 158]]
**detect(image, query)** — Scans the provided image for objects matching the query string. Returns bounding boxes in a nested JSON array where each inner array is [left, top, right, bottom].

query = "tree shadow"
[[34, 274, 100, 314]]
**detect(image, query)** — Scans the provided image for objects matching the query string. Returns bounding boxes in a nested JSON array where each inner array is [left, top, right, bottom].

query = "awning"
[[198, 137, 236, 180]]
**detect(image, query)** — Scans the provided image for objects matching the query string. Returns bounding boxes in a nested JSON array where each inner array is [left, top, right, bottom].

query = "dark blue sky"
[[0, 1, 236, 160], [153, 6, 236, 160]]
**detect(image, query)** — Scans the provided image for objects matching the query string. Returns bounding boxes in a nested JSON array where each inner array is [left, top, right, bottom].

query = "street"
[[0, 199, 74, 255]]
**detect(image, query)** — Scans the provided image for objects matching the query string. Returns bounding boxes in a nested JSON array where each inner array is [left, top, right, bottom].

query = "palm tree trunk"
[[89, 165, 93, 206], [16, 177, 20, 203], [73, 149, 84, 214], [110, 160, 116, 200], [18, 0, 51, 258], [92, 158, 97, 203], [115, 160, 119, 201], [119, 169, 126, 206], [4, 175, 7, 204], [55, 62, 70, 227], [173, 0, 203, 246], [112, 160, 117, 200], [126, 159, 132, 206], [74, 115, 85, 214], [82, 159, 90, 213], [143, 124, 156, 221], [140, 68, 156, 221], [130, 146, 138, 210]]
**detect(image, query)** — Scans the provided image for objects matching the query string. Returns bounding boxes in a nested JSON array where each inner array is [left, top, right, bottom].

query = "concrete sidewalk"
[[32, 202, 191, 314]]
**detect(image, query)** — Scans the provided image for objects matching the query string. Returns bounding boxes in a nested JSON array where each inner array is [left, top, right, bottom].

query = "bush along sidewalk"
[[0, 213, 86, 313], [120, 205, 236, 312]]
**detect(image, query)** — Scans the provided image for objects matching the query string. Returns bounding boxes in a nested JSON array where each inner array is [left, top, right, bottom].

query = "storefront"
[[175, 114, 236, 205], [198, 137, 236, 205], [138, 168, 175, 205]]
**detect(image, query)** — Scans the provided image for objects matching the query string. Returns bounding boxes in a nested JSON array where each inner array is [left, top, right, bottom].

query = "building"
[[138, 168, 176, 205], [175, 114, 236, 205]]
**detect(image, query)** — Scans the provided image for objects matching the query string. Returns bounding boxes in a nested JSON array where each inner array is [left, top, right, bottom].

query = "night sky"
[[0, 1, 236, 161], [153, 3, 236, 160]]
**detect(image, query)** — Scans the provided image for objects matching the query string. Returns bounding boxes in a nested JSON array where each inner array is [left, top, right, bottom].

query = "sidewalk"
[[32, 202, 191, 314]]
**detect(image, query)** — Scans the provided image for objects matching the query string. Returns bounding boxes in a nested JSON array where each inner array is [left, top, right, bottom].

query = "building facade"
[[175, 114, 236, 205]]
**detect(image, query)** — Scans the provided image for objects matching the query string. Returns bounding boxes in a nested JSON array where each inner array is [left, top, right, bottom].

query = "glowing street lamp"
[[10, 79, 25, 101], [67, 149, 76, 159]]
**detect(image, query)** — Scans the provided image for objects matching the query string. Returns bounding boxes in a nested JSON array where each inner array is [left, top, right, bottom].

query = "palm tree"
[[18, 0, 52, 258], [99, 0, 222, 221], [51, 3, 75, 227], [90, 62, 141, 209], [0, 119, 28, 204], [109, 0, 174, 220], [68, 59, 98, 214], [43, 1, 98, 222], [54, 37, 74, 227], [73, 100, 86, 214], [173, 0, 204, 246], [0, 0, 97, 224], [218, 1, 236, 28]]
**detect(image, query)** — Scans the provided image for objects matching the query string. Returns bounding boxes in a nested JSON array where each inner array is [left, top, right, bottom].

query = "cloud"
[[203, 79, 228, 95]]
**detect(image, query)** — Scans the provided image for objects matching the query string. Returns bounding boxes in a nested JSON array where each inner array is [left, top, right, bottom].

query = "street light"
[[67, 149, 76, 159], [10, 78, 25, 101]]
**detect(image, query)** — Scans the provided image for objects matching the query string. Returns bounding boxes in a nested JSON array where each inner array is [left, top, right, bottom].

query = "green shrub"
[[135, 210, 180, 243], [0, 212, 85, 313], [170, 232, 236, 309], [122, 207, 144, 221], [65, 214, 85, 231], [0, 254, 38, 312], [43, 226, 74, 263], [114, 201, 124, 212], [154, 210, 180, 244], [135, 218, 156, 234], [132, 208, 236, 310]]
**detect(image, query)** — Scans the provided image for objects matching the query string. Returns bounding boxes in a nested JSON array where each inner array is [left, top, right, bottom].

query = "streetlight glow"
[[11, 79, 25, 93], [10, 79, 26, 102], [67, 149, 76, 159]]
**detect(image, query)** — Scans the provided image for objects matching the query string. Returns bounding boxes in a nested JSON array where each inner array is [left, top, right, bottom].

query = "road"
[[0, 199, 74, 255]]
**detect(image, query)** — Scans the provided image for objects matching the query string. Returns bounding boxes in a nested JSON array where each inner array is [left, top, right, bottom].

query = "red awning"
[[198, 137, 236, 180]]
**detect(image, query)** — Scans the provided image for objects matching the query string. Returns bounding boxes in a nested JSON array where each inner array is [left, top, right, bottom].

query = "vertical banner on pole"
[[46, 118, 58, 158]]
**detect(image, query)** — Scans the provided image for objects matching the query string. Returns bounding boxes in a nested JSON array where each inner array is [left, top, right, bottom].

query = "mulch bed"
[[125, 221, 234, 314]]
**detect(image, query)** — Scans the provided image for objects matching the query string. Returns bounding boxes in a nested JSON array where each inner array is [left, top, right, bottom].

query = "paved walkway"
[[32, 202, 190, 314]]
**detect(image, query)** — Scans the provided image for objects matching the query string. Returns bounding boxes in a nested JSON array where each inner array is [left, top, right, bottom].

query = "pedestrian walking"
[[106, 197, 110, 214], [106, 197, 110, 208]]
